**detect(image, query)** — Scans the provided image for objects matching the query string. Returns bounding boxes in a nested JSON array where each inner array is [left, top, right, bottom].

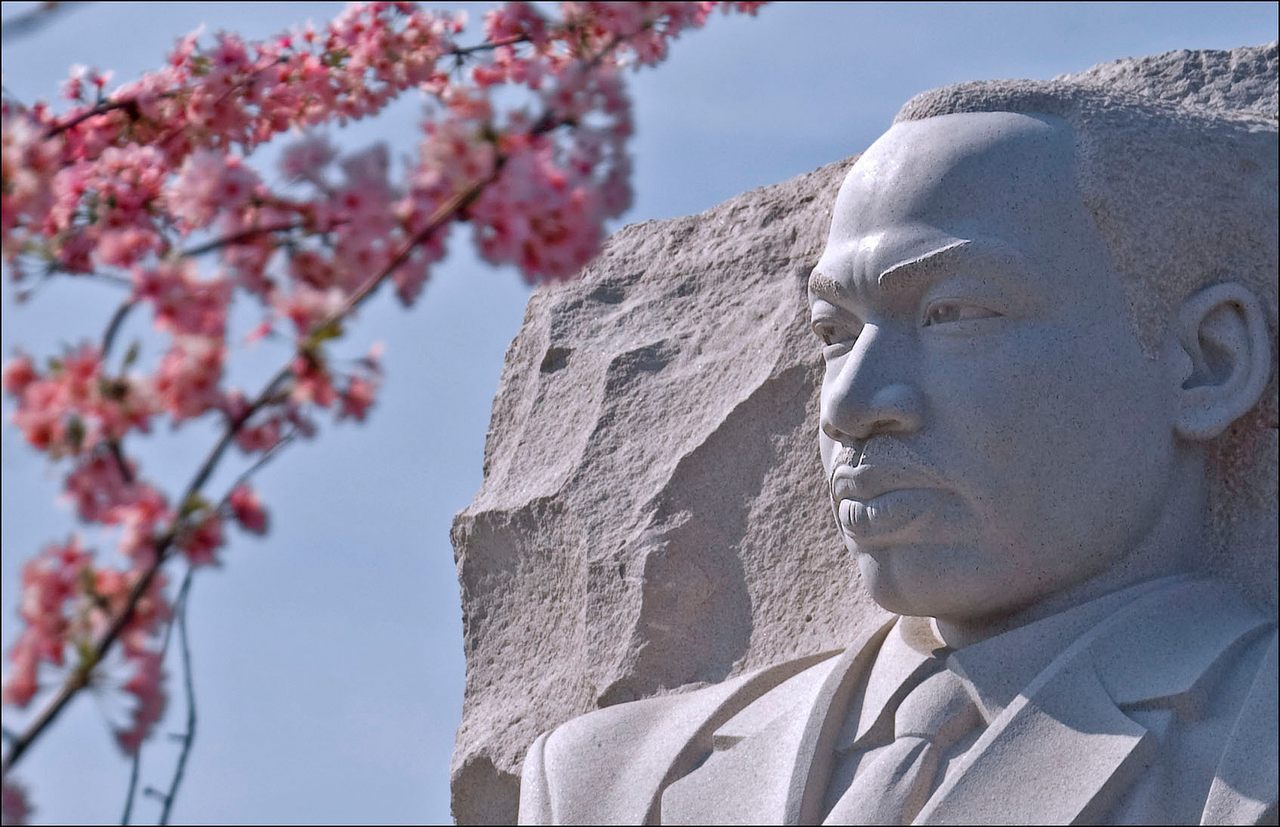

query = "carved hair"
[[895, 81, 1278, 604]]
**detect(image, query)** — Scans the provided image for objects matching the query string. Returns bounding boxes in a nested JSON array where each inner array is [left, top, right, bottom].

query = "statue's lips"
[[837, 489, 947, 541], [831, 464, 947, 541]]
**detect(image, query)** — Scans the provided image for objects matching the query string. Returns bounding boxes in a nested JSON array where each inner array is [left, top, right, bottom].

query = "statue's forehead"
[[824, 112, 1083, 279], [833, 112, 1076, 236]]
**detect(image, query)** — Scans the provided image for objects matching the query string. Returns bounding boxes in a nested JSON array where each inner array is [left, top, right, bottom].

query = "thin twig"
[[80, 272, 134, 289], [100, 298, 140, 487], [1, 2, 90, 44], [448, 33, 528, 58], [216, 428, 298, 514], [157, 571, 196, 826], [100, 300, 136, 362], [107, 439, 136, 486], [12, 261, 129, 302], [120, 741, 142, 825], [179, 221, 306, 258], [171, 175, 497, 524], [119, 566, 193, 825]]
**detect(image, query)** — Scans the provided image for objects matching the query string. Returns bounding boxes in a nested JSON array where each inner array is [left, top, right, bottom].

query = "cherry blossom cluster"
[[0, 1, 764, 817]]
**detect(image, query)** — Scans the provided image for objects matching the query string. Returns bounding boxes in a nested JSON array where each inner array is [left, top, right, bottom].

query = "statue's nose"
[[820, 327, 924, 444]]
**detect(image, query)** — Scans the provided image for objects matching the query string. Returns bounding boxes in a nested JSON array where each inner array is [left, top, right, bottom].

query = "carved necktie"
[[824, 666, 980, 825]]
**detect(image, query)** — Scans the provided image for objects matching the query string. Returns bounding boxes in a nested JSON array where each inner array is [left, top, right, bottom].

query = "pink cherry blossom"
[[290, 353, 338, 408], [0, 2, 766, 810], [274, 284, 347, 336], [338, 375, 378, 422], [133, 260, 231, 339], [1, 778, 31, 826], [167, 150, 263, 233], [484, 2, 549, 45], [153, 336, 226, 420], [280, 134, 338, 184], [62, 452, 138, 523], [2, 538, 92, 706], [2, 353, 37, 396], [8, 344, 153, 457], [114, 650, 166, 755], [115, 486, 174, 565], [229, 485, 269, 535], [178, 511, 226, 567]]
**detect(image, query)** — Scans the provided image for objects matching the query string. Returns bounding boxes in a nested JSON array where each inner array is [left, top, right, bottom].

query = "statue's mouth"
[[829, 461, 947, 542], [836, 489, 947, 542]]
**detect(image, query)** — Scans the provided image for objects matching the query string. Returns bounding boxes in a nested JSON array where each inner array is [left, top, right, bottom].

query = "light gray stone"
[[1055, 41, 1278, 117], [450, 43, 1279, 824], [449, 155, 881, 825]]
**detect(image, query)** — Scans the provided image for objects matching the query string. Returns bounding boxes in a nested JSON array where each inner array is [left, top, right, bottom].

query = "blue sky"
[[1, 2, 1276, 824]]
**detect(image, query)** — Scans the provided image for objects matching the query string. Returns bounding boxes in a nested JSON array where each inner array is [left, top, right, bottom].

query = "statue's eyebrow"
[[876, 239, 973, 293], [810, 238, 1023, 307]]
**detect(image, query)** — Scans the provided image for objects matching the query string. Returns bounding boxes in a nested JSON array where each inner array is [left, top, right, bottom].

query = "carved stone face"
[[810, 112, 1182, 629]]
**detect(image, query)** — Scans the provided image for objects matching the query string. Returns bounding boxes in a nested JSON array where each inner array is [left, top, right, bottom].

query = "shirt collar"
[[839, 575, 1193, 751], [836, 614, 945, 751], [946, 575, 1189, 724]]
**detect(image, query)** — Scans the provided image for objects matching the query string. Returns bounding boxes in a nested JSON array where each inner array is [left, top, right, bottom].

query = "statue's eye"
[[812, 319, 861, 359], [922, 301, 1000, 326]]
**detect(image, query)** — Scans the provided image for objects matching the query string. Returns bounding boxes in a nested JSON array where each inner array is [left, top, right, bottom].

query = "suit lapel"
[[915, 651, 1153, 825], [660, 618, 894, 825], [916, 578, 1271, 826]]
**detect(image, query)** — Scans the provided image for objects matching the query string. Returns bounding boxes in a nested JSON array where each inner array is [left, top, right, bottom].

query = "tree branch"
[[448, 33, 529, 58], [101, 300, 136, 363], [44, 96, 142, 138], [179, 221, 306, 259], [120, 738, 142, 826], [216, 428, 298, 515], [0, 29, 619, 782], [1, 2, 90, 44]]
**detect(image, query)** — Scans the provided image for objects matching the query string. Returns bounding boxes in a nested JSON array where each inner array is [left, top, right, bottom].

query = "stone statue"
[[512, 79, 1279, 825]]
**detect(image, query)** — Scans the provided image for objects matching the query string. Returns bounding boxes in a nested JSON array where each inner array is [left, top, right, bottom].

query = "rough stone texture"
[[449, 43, 1279, 825], [449, 156, 878, 825], [1056, 41, 1278, 118]]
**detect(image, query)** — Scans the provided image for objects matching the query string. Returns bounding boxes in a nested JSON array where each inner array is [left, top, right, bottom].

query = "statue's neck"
[[935, 449, 1206, 650]]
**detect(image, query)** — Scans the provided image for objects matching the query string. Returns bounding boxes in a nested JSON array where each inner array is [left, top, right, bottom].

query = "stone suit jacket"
[[517, 578, 1278, 825]]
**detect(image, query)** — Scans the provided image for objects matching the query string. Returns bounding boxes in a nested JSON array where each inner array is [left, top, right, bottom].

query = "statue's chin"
[[855, 549, 944, 618], [853, 543, 1030, 624]]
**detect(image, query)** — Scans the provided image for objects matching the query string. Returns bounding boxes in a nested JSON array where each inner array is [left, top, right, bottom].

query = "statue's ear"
[[1173, 282, 1273, 441]]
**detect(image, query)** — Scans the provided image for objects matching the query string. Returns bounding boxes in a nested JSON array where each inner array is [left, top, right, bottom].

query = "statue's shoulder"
[[1073, 576, 1265, 687], [516, 645, 858, 825], [1201, 625, 1278, 826], [1099, 577, 1276, 825]]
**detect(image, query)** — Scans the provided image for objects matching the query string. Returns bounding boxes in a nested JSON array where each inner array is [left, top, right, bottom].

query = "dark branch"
[[216, 428, 298, 515], [449, 32, 529, 58], [1, 2, 90, 44], [44, 97, 142, 138], [120, 743, 142, 825], [100, 301, 137, 362], [180, 222, 306, 258]]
